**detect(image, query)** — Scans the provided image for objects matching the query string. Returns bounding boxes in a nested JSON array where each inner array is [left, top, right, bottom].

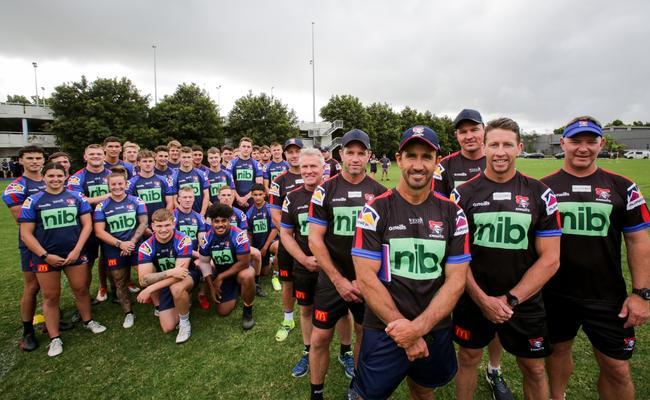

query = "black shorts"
[[31, 254, 89, 273], [158, 269, 201, 311], [312, 271, 364, 329], [20, 246, 33, 272], [452, 296, 551, 358], [293, 266, 318, 306], [213, 275, 240, 303], [544, 292, 636, 360], [353, 328, 457, 400], [84, 234, 101, 264], [370, 164, 377, 173], [277, 242, 294, 282], [102, 244, 138, 271]]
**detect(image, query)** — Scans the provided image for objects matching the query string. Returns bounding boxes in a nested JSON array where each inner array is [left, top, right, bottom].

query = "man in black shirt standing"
[[541, 116, 650, 400], [352, 126, 471, 399]]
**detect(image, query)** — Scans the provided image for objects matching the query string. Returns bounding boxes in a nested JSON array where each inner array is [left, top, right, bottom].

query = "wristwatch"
[[40, 251, 49, 259], [115, 240, 122, 248], [632, 288, 650, 300], [505, 292, 519, 308]]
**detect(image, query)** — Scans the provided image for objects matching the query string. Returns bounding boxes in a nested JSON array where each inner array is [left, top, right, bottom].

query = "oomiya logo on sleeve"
[[433, 163, 445, 181], [450, 188, 461, 204], [311, 186, 326, 206], [626, 184, 646, 211], [541, 188, 558, 215], [454, 209, 469, 236], [139, 241, 152, 256], [269, 181, 280, 197], [356, 204, 380, 231], [21, 197, 33, 209], [68, 175, 81, 186], [236, 230, 248, 245], [179, 235, 192, 250], [4, 182, 25, 195], [282, 197, 290, 213]]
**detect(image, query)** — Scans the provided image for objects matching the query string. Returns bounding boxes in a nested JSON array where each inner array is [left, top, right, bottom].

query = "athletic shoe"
[[47, 338, 63, 357], [58, 321, 74, 331], [338, 351, 355, 379], [19, 332, 38, 352], [255, 284, 267, 297], [176, 321, 191, 344], [122, 313, 135, 329], [198, 294, 210, 310], [291, 351, 309, 377], [95, 288, 107, 302], [153, 307, 160, 317], [347, 387, 359, 400], [271, 275, 281, 291], [84, 320, 107, 334], [275, 319, 295, 342], [485, 368, 514, 400], [70, 310, 81, 323], [242, 310, 256, 330], [127, 283, 140, 294]]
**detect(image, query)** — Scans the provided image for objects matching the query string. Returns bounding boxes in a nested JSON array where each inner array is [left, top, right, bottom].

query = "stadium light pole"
[[152, 45, 158, 105], [41, 87, 46, 106], [311, 22, 316, 123], [271, 86, 274, 98], [216, 85, 221, 107], [32, 62, 40, 107]]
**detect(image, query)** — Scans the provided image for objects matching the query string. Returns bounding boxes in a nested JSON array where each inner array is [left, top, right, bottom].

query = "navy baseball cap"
[[341, 129, 371, 149], [563, 117, 603, 138], [453, 109, 483, 128], [283, 138, 304, 150], [399, 126, 440, 152]]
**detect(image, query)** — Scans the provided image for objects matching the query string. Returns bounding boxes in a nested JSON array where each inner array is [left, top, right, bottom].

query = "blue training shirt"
[[199, 226, 250, 273], [228, 157, 263, 197], [173, 208, 208, 250], [126, 174, 175, 220], [207, 169, 235, 204], [174, 168, 209, 213], [138, 231, 193, 272], [245, 202, 275, 249], [94, 195, 148, 242]]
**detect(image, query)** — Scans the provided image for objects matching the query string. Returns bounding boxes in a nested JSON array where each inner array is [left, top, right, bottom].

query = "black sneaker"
[[19, 332, 39, 352], [485, 368, 514, 400], [242, 311, 256, 330], [255, 284, 267, 297]]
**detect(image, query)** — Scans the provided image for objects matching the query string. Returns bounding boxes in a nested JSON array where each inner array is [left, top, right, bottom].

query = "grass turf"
[[0, 158, 648, 399]]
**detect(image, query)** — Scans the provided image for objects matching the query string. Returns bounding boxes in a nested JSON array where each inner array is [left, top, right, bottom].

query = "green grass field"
[[0, 159, 648, 399]]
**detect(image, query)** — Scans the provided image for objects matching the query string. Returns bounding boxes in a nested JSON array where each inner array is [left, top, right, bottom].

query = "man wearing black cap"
[[307, 129, 387, 400], [541, 116, 650, 400], [433, 109, 486, 197], [451, 117, 562, 400], [269, 139, 305, 342], [351, 126, 470, 399], [321, 145, 341, 180]]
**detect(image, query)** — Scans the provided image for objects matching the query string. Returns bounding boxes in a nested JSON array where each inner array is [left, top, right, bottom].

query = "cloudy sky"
[[2, 0, 649, 132]]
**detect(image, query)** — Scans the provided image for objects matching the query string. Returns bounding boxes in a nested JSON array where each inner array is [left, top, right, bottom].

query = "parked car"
[[518, 151, 530, 158], [623, 150, 650, 159], [555, 152, 565, 159], [526, 152, 545, 159], [597, 150, 611, 159]]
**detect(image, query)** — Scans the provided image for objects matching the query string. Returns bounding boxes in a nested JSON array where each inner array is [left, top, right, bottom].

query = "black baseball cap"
[[341, 129, 371, 149], [399, 126, 440, 152], [283, 138, 304, 150], [453, 109, 483, 128]]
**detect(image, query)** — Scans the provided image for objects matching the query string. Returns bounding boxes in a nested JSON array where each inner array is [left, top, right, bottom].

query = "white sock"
[[179, 312, 190, 323], [284, 311, 294, 321], [488, 363, 500, 374]]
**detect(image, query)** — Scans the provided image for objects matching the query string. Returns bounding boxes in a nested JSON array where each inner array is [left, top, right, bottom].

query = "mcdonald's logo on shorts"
[[107, 258, 118, 267], [454, 325, 471, 341], [314, 309, 328, 323], [295, 290, 306, 300], [37, 264, 49, 273], [279, 270, 289, 277]]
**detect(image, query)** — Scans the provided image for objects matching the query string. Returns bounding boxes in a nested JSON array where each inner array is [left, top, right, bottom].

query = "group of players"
[[3, 109, 650, 400]]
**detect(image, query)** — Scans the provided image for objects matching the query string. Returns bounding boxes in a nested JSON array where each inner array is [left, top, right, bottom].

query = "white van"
[[623, 150, 650, 159]]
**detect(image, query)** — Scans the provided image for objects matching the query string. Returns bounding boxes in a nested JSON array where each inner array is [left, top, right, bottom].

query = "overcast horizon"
[[2, 0, 649, 133]]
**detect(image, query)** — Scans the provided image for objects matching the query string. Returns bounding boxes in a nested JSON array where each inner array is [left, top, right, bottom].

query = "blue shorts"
[[158, 269, 201, 311], [31, 254, 89, 273], [212, 274, 240, 303], [353, 327, 457, 400], [20, 246, 33, 272], [84, 234, 101, 263], [102, 244, 139, 271]]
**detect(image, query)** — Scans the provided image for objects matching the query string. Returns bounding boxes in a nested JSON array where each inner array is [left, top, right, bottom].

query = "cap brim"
[[563, 127, 603, 138], [342, 139, 370, 149], [399, 136, 440, 152], [283, 144, 303, 150], [454, 118, 483, 129]]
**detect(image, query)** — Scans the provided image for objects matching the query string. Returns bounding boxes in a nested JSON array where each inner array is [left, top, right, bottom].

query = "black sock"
[[125, 311, 133, 316], [155, 306, 160, 311], [340, 343, 351, 356], [22, 321, 34, 336], [83, 320, 91, 325], [243, 305, 253, 316], [310, 384, 324, 400], [304, 344, 310, 353], [51, 335, 60, 341]]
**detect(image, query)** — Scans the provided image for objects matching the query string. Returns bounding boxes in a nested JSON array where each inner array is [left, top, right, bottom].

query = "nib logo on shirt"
[[473, 211, 531, 250]]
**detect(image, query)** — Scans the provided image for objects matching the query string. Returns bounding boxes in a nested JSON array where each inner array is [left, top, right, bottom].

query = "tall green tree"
[[227, 93, 298, 145], [150, 83, 223, 148], [398, 107, 457, 155], [365, 102, 401, 157], [49, 76, 153, 163], [319, 95, 369, 135], [6, 94, 31, 104]]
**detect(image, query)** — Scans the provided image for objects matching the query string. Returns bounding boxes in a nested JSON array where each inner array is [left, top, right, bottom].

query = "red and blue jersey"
[[154, 166, 175, 179], [264, 160, 289, 183], [173, 168, 209, 213], [228, 157, 263, 196], [173, 208, 208, 250], [105, 160, 135, 179], [230, 206, 248, 230], [207, 169, 235, 204], [127, 174, 174, 220], [2, 176, 45, 209], [18, 190, 92, 257], [246, 202, 275, 248], [94, 195, 147, 242], [199, 226, 250, 273], [138, 231, 193, 272], [68, 167, 111, 199]]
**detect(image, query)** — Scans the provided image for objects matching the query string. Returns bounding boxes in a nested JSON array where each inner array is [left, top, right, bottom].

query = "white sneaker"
[[48, 337, 63, 357], [84, 320, 107, 334], [122, 313, 135, 329], [176, 321, 191, 344], [127, 283, 141, 294], [153, 307, 160, 317], [95, 288, 108, 302]]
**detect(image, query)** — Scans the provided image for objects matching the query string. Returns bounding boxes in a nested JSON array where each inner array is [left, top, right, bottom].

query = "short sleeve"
[[94, 200, 108, 221], [175, 234, 193, 258], [67, 172, 83, 193], [2, 179, 27, 207], [138, 240, 154, 265], [199, 171, 210, 190], [125, 177, 137, 195], [280, 195, 294, 229], [351, 202, 384, 260], [254, 160, 263, 178], [199, 231, 213, 256], [77, 193, 92, 215], [197, 214, 208, 234], [535, 186, 562, 237], [17, 195, 37, 223], [308, 185, 329, 226], [268, 180, 282, 209], [135, 197, 148, 216], [234, 229, 250, 255], [622, 182, 650, 233], [446, 205, 472, 264]]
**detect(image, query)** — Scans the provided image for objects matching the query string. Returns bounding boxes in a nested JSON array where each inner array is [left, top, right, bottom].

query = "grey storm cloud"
[[2, 0, 649, 130]]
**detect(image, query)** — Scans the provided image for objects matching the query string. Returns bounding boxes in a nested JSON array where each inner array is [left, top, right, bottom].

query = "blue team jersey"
[[174, 168, 209, 213], [68, 167, 111, 200], [230, 206, 248, 230], [94, 195, 148, 241], [18, 190, 92, 256], [173, 208, 208, 250], [105, 160, 135, 179], [228, 157, 263, 196], [264, 160, 289, 183], [168, 161, 180, 170], [126, 174, 174, 219], [154, 166, 175, 179], [138, 231, 193, 272], [199, 226, 250, 273], [246, 202, 275, 248], [207, 169, 235, 204], [195, 164, 210, 174], [2, 176, 45, 208]]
